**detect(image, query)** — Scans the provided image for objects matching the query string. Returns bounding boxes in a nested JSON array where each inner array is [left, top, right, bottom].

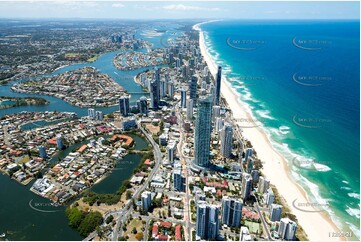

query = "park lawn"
[[65, 52, 80, 57], [123, 218, 144, 241], [244, 220, 261, 234], [87, 54, 100, 62]]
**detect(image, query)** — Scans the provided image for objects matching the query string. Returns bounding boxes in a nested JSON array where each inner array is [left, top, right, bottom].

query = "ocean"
[[200, 20, 360, 239]]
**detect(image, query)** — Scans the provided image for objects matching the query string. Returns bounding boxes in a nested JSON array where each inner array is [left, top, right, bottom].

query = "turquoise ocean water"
[[201, 20, 360, 239]]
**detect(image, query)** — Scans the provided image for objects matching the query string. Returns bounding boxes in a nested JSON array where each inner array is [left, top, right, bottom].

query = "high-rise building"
[[173, 169, 184, 192], [186, 99, 193, 120], [212, 106, 221, 121], [137, 96, 148, 115], [168, 81, 175, 98], [270, 204, 283, 222], [154, 68, 161, 99], [266, 188, 275, 207], [220, 123, 233, 158], [141, 191, 152, 212], [278, 218, 297, 241], [239, 140, 244, 161], [119, 96, 130, 116], [242, 173, 252, 201], [180, 88, 187, 109], [258, 176, 270, 194], [214, 66, 222, 106], [193, 95, 213, 168], [38, 146, 47, 159], [88, 108, 95, 119], [244, 148, 253, 164], [95, 111, 103, 121], [251, 170, 260, 184], [221, 197, 243, 227], [196, 203, 219, 240], [189, 75, 197, 107], [56, 134, 65, 150], [246, 158, 254, 173], [160, 80, 166, 98], [166, 142, 176, 164], [150, 80, 159, 109], [209, 83, 215, 100], [215, 117, 224, 134]]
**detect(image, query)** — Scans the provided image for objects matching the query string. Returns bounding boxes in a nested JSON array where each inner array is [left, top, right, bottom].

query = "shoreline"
[[196, 22, 343, 241]]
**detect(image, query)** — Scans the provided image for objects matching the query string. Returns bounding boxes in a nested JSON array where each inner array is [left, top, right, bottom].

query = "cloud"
[[112, 3, 125, 8], [162, 4, 220, 12]]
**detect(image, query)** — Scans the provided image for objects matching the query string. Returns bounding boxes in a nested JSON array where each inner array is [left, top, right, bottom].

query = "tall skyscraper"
[[160, 80, 166, 98], [166, 142, 176, 164], [220, 123, 233, 158], [150, 80, 159, 109], [180, 88, 187, 109], [154, 67, 161, 101], [242, 173, 252, 201], [56, 134, 65, 150], [215, 117, 224, 134], [278, 218, 297, 241], [270, 204, 283, 222], [221, 197, 243, 227], [193, 95, 213, 168], [196, 203, 219, 240], [38, 146, 47, 159], [88, 108, 95, 119], [137, 96, 148, 115], [214, 66, 222, 106], [186, 99, 193, 120], [95, 111, 103, 121], [168, 81, 175, 98], [212, 105, 221, 121], [173, 168, 184, 192], [119, 96, 130, 116], [246, 158, 254, 173], [141, 191, 152, 212], [189, 75, 197, 107], [244, 148, 253, 164], [266, 188, 275, 207], [258, 176, 270, 194]]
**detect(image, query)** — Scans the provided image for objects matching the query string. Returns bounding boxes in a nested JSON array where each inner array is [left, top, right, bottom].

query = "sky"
[[0, 1, 359, 20]]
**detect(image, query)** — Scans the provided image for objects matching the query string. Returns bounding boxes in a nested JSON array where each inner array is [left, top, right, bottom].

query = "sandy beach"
[[195, 23, 342, 241]]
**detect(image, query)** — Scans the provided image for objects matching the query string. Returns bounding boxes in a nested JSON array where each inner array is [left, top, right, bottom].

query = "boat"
[[0, 233, 5, 238]]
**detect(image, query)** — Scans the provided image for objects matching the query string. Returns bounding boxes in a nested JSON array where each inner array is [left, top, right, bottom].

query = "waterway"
[[0, 22, 183, 240], [0, 50, 160, 241]]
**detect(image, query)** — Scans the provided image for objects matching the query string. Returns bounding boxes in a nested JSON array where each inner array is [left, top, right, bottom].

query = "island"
[[11, 67, 125, 108], [0, 96, 49, 109]]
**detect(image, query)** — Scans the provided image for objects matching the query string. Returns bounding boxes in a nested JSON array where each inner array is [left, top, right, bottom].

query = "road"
[[111, 122, 163, 240], [254, 195, 272, 240], [175, 104, 193, 241]]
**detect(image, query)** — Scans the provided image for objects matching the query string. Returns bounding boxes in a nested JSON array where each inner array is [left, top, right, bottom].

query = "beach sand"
[[196, 23, 342, 241]]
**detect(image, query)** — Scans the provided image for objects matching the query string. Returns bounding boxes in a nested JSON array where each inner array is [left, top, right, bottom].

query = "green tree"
[[78, 211, 103, 237]]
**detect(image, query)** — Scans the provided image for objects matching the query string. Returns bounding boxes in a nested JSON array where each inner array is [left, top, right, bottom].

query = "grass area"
[[18, 155, 30, 164], [65, 52, 80, 57], [123, 218, 145, 241], [244, 221, 261, 234], [87, 54, 100, 62]]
